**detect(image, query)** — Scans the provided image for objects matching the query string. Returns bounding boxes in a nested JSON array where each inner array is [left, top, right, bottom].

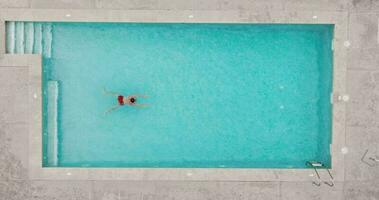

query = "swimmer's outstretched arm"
[[130, 94, 149, 98], [105, 105, 120, 114], [103, 88, 120, 97]]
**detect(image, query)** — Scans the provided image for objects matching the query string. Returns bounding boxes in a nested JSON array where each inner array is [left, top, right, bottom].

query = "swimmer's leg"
[[105, 105, 120, 114], [103, 88, 120, 97], [133, 103, 149, 108]]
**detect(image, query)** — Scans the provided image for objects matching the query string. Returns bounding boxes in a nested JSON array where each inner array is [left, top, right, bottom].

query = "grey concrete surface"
[[93, 181, 280, 200], [284, 0, 347, 11], [344, 180, 379, 200], [0, 67, 29, 124], [280, 181, 344, 200], [0, 0, 29, 8], [347, 48, 379, 70], [31, 0, 95, 9], [348, 0, 379, 12], [348, 12, 378, 49], [346, 70, 379, 127], [345, 126, 379, 181], [1, 0, 379, 199]]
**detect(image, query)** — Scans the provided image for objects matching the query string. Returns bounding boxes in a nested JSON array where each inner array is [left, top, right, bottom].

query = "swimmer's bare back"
[[103, 88, 149, 114]]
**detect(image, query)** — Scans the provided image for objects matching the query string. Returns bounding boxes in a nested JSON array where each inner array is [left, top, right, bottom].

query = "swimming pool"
[[6, 22, 333, 168]]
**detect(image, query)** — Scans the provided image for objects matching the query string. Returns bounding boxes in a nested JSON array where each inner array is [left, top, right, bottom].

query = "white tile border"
[[0, 9, 347, 181]]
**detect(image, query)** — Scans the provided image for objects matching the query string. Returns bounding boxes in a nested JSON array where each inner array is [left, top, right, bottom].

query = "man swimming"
[[103, 88, 149, 114]]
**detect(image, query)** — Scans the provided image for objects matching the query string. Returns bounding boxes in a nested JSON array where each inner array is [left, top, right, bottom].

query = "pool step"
[[47, 81, 59, 167], [42, 24, 52, 58], [15, 22, 24, 54], [5, 22, 15, 53], [5, 21, 52, 58], [33, 23, 43, 54], [24, 22, 34, 53]]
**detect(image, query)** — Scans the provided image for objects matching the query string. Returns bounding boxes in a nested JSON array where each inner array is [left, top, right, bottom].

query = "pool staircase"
[[46, 81, 59, 166], [5, 21, 52, 58], [306, 161, 334, 187], [6, 21, 57, 166]]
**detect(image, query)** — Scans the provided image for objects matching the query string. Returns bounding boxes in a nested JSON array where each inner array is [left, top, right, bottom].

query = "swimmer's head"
[[130, 97, 136, 103]]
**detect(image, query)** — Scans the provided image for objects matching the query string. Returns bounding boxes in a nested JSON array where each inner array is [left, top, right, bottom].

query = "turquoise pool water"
[[7, 22, 334, 168]]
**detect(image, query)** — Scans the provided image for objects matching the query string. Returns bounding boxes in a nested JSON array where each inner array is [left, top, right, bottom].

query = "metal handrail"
[[306, 161, 334, 187], [361, 149, 379, 167]]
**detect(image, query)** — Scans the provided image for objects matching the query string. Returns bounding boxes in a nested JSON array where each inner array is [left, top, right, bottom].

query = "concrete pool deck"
[[0, 0, 378, 199]]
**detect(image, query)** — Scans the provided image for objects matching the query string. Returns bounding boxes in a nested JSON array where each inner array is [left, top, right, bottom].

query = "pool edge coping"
[[0, 9, 347, 181]]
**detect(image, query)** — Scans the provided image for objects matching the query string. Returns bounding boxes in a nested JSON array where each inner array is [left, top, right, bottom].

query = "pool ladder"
[[361, 149, 379, 167], [306, 161, 334, 187]]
